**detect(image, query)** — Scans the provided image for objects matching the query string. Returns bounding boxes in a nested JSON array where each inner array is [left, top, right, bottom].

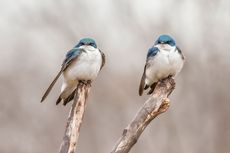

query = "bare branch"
[[59, 82, 91, 153], [111, 77, 175, 153]]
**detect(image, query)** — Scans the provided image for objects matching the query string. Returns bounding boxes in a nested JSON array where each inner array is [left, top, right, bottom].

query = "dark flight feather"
[[99, 49, 106, 70], [139, 65, 147, 96], [63, 89, 76, 106], [41, 69, 62, 102], [176, 46, 185, 60]]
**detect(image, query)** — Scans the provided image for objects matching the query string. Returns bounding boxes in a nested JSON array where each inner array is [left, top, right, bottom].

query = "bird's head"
[[154, 35, 176, 50], [75, 38, 97, 49]]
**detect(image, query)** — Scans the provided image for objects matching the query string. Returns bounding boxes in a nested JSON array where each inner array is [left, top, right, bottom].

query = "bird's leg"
[[79, 80, 88, 85], [86, 80, 92, 86], [79, 80, 92, 86], [160, 75, 173, 83], [166, 75, 173, 80]]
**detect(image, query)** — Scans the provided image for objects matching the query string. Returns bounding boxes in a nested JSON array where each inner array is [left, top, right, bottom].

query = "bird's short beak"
[[159, 43, 165, 48], [82, 45, 90, 47]]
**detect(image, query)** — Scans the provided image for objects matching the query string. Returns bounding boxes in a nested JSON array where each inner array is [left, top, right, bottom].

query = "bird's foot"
[[79, 80, 92, 86], [87, 80, 92, 86], [160, 75, 174, 83], [167, 75, 173, 79]]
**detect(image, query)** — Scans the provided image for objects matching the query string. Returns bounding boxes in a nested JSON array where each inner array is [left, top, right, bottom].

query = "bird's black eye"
[[78, 42, 84, 46], [89, 43, 94, 46]]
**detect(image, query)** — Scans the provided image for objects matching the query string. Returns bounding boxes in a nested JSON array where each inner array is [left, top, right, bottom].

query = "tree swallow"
[[139, 34, 185, 96], [41, 38, 105, 105]]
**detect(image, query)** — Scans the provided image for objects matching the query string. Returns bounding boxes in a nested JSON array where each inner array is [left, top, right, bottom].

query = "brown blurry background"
[[0, 0, 230, 153]]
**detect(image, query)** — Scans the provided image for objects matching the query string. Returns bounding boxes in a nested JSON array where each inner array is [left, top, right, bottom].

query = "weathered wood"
[[59, 82, 91, 153], [111, 77, 175, 153]]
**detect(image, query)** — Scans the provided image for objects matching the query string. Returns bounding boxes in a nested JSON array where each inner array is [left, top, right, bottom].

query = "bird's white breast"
[[145, 47, 184, 85], [63, 47, 102, 85]]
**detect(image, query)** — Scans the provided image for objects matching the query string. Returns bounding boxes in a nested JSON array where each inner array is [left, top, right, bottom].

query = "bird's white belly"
[[63, 49, 102, 85], [145, 49, 184, 85]]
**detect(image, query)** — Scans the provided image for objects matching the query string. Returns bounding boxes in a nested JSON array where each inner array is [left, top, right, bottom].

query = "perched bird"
[[41, 38, 105, 105], [139, 34, 184, 96]]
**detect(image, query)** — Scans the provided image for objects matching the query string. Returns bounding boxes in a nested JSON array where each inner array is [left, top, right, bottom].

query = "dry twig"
[[59, 82, 91, 153], [111, 77, 175, 153]]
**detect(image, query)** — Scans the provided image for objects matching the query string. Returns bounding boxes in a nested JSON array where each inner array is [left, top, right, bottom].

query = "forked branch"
[[111, 77, 175, 153]]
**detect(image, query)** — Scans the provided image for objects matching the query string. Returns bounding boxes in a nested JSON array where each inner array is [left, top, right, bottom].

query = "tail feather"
[[41, 70, 62, 102], [56, 96, 62, 105], [144, 84, 149, 90], [55, 89, 76, 106], [63, 89, 76, 106]]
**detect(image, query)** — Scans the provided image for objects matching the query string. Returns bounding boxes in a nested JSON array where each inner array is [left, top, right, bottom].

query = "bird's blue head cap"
[[154, 35, 176, 46], [75, 38, 97, 48]]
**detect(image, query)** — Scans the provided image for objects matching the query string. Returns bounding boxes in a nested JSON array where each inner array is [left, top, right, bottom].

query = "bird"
[[139, 34, 185, 96], [41, 38, 105, 105]]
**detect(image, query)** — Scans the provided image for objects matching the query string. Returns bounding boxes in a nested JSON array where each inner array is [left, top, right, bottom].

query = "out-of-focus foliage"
[[0, 0, 230, 153]]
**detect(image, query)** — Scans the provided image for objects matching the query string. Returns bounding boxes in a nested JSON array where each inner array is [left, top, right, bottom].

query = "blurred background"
[[1, 0, 230, 153]]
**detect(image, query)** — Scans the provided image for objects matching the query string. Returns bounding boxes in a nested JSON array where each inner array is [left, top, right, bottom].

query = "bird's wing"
[[146, 47, 159, 61], [61, 48, 85, 71], [41, 48, 84, 102], [139, 65, 147, 96], [176, 46, 185, 60], [99, 49, 106, 70], [139, 47, 159, 96]]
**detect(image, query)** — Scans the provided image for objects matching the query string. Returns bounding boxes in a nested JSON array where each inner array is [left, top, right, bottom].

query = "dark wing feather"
[[139, 47, 159, 96], [176, 46, 185, 60], [99, 49, 105, 70], [139, 65, 147, 96], [41, 69, 62, 102]]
